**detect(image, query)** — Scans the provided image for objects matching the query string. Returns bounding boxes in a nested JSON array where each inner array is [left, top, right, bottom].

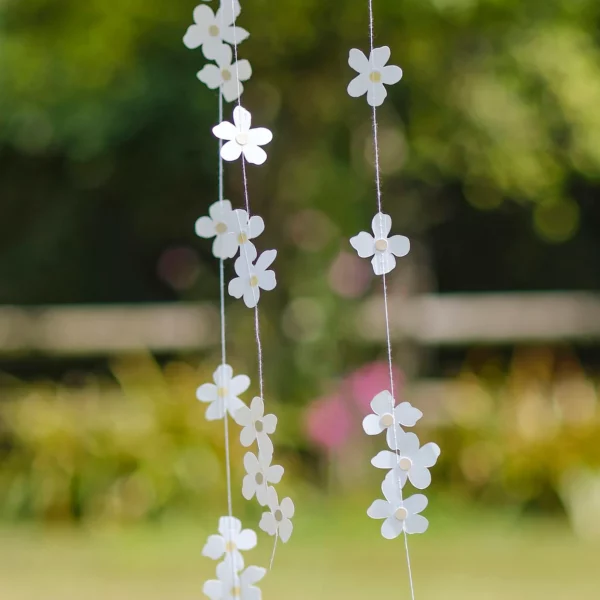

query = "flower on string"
[[183, 0, 249, 61], [234, 396, 277, 456], [228, 244, 277, 308], [202, 516, 257, 571], [242, 451, 284, 506], [196, 364, 250, 420], [226, 209, 265, 257], [197, 44, 252, 103], [362, 390, 422, 447], [347, 46, 403, 107], [213, 106, 273, 165], [203, 562, 266, 600], [350, 212, 410, 275], [372, 431, 441, 490], [195, 200, 238, 259], [367, 472, 429, 538], [259, 487, 294, 542]]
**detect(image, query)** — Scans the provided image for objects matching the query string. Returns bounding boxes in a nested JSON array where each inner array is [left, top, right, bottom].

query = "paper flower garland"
[[184, 1, 293, 595]]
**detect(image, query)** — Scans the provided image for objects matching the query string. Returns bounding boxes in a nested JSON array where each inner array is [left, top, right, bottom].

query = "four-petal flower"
[[234, 396, 277, 456], [372, 431, 441, 490], [195, 200, 238, 259], [367, 472, 429, 538], [226, 209, 265, 257], [242, 451, 284, 506], [202, 516, 257, 571], [196, 364, 250, 420], [197, 44, 252, 103], [259, 487, 294, 543], [213, 106, 273, 165], [350, 212, 411, 275], [347, 46, 403, 107], [228, 244, 277, 308]]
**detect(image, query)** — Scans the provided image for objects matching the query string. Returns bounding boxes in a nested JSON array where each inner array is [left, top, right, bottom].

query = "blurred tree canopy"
[[1, 0, 600, 306]]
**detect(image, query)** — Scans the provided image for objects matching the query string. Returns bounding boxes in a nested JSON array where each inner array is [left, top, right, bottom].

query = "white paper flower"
[[202, 516, 257, 571], [195, 200, 239, 259], [367, 473, 429, 538], [228, 244, 277, 308], [183, 0, 249, 61], [242, 451, 284, 506], [213, 106, 273, 165], [203, 561, 266, 600], [347, 46, 403, 107], [362, 390, 422, 447], [259, 487, 294, 543], [225, 209, 265, 257], [372, 431, 441, 490], [196, 364, 250, 420], [197, 44, 252, 103], [350, 213, 410, 275], [234, 396, 277, 456]]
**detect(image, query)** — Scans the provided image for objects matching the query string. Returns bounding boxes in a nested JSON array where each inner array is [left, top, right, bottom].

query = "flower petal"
[[257, 433, 274, 459], [247, 127, 273, 147], [388, 234, 410, 258], [381, 516, 403, 539], [266, 486, 278, 510], [219, 516, 242, 537], [205, 400, 225, 420], [234, 59, 252, 82], [233, 106, 252, 131], [209, 199, 233, 221], [221, 25, 250, 45], [259, 512, 277, 536], [281, 497, 295, 519], [227, 395, 246, 418], [241, 566, 266, 587], [362, 413, 384, 436], [214, 43, 233, 69], [214, 364, 233, 386], [408, 466, 432, 490], [212, 232, 238, 259], [221, 140, 243, 162], [370, 46, 391, 69], [267, 464, 284, 484], [416, 442, 441, 468], [398, 432, 421, 455], [243, 285, 260, 308], [212, 121, 237, 141], [243, 144, 268, 165], [247, 215, 265, 239], [367, 82, 387, 107], [197, 64, 222, 89], [196, 383, 217, 403], [395, 401, 422, 427], [193, 4, 215, 25], [230, 374, 251, 397], [202, 579, 223, 600], [244, 451, 260, 474], [195, 216, 215, 239], [228, 276, 246, 299], [227, 209, 249, 234], [222, 79, 243, 103], [403, 493, 428, 515], [350, 231, 375, 258], [183, 25, 205, 49], [234, 405, 252, 427], [262, 413, 277, 434], [367, 498, 392, 519], [347, 73, 370, 98], [404, 513, 429, 534], [237, 529, 257, 551], [348, 48, 369, 73], [371, 390, 393, 416], [242, 474, 256, 501], [371, 212, 392, 238], [202, 534, 225, 560], [371, 251, 396, 276], [255, 249, 277, 272], [381, 65, 403, 85], [250, 396, 264, 420], [386, 424, 405, 449], [202, 39, 228, 62], [371, 450, 397, 469], [240, 425, 256, 447], [258, 270, 276, 291], [381, 471, 402, 505], [279, 518, 293, 543]]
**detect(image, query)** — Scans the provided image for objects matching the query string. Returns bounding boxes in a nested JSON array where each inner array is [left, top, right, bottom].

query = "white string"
[[367, 1, 416, 599], [228, 0, 276, 565]]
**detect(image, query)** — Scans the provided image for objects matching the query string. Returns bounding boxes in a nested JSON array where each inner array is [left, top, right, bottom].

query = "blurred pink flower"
[[304, 394, 352, 452], [345, 361, 403, 416]]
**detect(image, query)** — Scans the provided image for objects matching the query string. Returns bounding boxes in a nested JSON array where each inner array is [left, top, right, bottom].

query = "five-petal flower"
[[203, 561, 266, 600], [202, 516, 257, 571], [362, 390, 422, 447], [213, 106, 273, 165], [347, 46, 403, 107], [350, 212, 410, 275], [183, 0, 249, 61], [226, 209, 265, 257], [259, 487, 294, 543], [195, 200, 239, 259], [372, 431, 441, 490], [234, 396, 277, 456], [228, 244, 277, 308], [242, 451, 284, 506], [196, 364, 250, 420], [197, 44, 252, 103], [367, 472, 429, 538]]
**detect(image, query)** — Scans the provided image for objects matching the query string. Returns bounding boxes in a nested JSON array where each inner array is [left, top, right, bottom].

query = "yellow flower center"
[[379, 413, 394, 428], [217, 387, 228, 398], [249, 275, 259, 287], [215, 222, 227, 234], [231, 586, 241, 598], [398, 457, 413, 471], [235, 132, 248, 146], [221, 69, 232, 81], [369, 71, 382, 83], [394, 507, 408, 521], [225, 541, 236, 553], [237, 232, 248, 244], [375, 239, 388, 252], [208, 25, 219, 37]]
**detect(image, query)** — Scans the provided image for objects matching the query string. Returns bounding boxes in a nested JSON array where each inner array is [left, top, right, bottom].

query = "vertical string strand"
[[367, 1, 416, 598]]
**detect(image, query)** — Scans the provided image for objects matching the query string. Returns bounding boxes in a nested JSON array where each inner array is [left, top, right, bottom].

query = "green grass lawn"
[[1, 499, 598, 599]]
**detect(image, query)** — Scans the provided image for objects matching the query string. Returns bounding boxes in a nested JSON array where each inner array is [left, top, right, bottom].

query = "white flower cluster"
[[196, 365, 295, 543], [363, 390, 441, 539], [201, 516, 266, 600]]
